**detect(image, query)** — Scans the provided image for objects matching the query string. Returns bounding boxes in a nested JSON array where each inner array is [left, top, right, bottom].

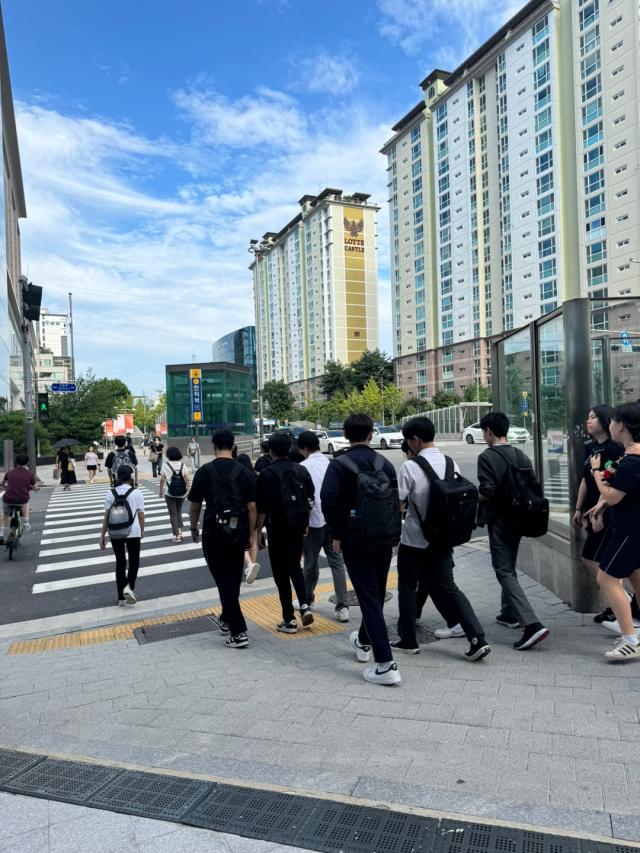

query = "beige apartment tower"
[[251, 188, 380, 406]]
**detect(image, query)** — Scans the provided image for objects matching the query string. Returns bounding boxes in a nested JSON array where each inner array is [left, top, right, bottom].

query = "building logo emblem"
[[343, 217, 364, 238]]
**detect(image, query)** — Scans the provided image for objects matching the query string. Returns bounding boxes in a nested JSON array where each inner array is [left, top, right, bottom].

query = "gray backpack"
[[108, 487, 135, 539]]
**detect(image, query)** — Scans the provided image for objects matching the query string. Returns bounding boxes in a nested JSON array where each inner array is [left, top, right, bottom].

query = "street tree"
[[320, 360, 355, 397], [47, 370, 131, 445], [463, 383, 492, 403], [351, 349, 393, 391], [431, 390, 461, 409], [262, 380, 296, 424]]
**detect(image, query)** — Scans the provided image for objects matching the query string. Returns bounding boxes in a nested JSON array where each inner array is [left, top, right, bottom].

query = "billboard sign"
[[190, 368, 203, 423]]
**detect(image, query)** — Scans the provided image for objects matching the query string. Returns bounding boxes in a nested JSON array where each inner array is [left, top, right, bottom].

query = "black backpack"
[[411, 455, 478, 549], [203, 462, 248, 545], [107, 487, 135, 539], [274, 465, 311, 530], [335, 453, 402, 551], [489, 446, 549, 538], [166, 462, 186, 497]]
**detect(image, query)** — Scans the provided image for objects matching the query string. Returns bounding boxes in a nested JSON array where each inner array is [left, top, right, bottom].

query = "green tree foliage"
[[431, 390, 461, 409], [350, 349, 394, 391], [0, 411, 48, 455], [46, 370, 131, 445], [262, 380, 296, 424], [463, 383, 492, 403], [398, 397, 433, 418], [320, 360, 355, 397]]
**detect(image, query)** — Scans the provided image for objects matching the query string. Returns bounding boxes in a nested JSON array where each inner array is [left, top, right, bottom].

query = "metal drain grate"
[[580, 844, 640, 853], [134, 615, 220, 645], [386, 621, 438, 645], [297, 802, 437, 853], [0, 748, 45, 783], [433, 821, 581, 853], [89, 770, 211, 820], [329, 590, 392, 607], [183, 784, 318, 842], [4, 758, 121, 803]]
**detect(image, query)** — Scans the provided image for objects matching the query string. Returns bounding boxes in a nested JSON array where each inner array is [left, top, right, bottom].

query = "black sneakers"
[[513, 623, 549, 650], [464, 637, 491, 661], [218, 618, 231, 635], [496, 613, 520, 629], [594, 607, 615, 624], [225, 633, 249, 649], [390, 640, 420, 655]]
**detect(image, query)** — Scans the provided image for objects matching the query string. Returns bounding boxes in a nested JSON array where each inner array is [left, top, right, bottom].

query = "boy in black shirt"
[[256, 432, 315, 633], [188, 429, 257, 649]]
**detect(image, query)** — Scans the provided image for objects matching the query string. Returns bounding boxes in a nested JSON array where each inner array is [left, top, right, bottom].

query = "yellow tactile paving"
[[6, 571, 399, 655]]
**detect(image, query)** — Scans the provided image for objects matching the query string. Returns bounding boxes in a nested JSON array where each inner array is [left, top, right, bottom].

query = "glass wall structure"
[[211, 326, 256, 391], [165, 362, 253, 438], [493, 297, 640, 610]]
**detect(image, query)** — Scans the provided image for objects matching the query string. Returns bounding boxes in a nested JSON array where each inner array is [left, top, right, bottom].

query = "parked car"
[[462, 422, 531, 444], [370, 426, 404, 450], [315, 429, 350, 455]]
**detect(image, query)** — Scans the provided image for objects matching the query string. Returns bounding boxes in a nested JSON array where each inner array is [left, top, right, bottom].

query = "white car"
[[315, 429, 350, 455], [370, 426, 404, 450], [462, 423, 531, 444]]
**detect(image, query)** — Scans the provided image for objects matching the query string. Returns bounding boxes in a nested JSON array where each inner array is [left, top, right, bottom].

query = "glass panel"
[[501, 328, 535, 460], [590, 297, 640, 405], [537, 315, 569, 531]]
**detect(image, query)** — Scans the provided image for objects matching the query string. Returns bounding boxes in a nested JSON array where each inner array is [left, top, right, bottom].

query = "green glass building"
[[165, 362, 253, 438]]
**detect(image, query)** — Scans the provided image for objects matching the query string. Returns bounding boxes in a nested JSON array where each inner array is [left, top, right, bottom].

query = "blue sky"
[[4, 0, 519, 396]]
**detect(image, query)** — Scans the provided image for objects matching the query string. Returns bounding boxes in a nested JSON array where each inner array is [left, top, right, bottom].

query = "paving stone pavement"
[[1, 541, 640, 849]]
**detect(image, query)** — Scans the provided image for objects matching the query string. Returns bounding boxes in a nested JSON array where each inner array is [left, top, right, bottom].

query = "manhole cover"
[[89, 770, 210, 820], [184, 784, 318, 842], [134, 615, 219, 645], [329, 590, 392, 607], [4, 758, 122, 804], [0, 749, 45, 783], [386, 621, 438, 645]]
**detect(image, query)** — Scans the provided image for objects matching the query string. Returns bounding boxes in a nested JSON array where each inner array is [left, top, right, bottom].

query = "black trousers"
[[397, 544, 485, 646], [267, 526, 309, 622], [202, 533, 247, 636], [111, 537, 141, 601], [342, 544, 393, 664]]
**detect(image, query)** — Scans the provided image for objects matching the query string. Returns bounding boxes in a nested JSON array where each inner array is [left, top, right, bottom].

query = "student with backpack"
[[105, 436, 139, 487], [255, 431, 315, 633], [159, 446, 190, 542], [395, 417, 490, 661], [321, 413, 402, 685], [188, 429, 257, 649], [477, 411, 549, 651], [99, 465, 145, 606]]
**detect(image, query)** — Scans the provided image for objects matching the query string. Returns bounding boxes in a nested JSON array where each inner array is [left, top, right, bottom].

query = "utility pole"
[[68, 292, 75, 382], [20, 279, 42, 476]]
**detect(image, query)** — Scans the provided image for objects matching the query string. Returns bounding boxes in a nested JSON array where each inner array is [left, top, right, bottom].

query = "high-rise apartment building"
[[382, 0, 640, 399], [251, 188, 379, 405]]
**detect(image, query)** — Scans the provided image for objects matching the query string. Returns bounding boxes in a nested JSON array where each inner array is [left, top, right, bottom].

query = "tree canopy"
[[46, 370, 131, 445], [262, 380, 296, 424]]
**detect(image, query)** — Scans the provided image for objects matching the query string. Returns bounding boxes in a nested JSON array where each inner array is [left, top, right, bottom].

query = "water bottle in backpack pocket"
[[203, 462, 249, 546], [107, 487, 135, 539], [411, 455, 478, 549], [335, 453, 402, 550]]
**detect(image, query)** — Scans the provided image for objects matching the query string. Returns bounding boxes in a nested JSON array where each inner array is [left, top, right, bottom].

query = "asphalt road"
[[0, 440, 488, 627]]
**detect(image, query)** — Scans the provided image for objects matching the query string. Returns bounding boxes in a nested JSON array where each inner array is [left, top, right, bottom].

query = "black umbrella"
[[53, 438, 78, 450]]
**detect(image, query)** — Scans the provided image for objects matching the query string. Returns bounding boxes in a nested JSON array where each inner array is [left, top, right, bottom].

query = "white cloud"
[[16, 91, 394, 394], [377, 0, 523, 66], [295, 51, 360, 95]]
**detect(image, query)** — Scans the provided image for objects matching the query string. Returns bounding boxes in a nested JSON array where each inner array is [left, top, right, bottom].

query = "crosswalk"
[[35, 484, 208, 598]]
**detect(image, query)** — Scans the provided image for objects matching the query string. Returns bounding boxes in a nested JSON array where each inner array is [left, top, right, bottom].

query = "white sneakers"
[[245, 562, 261, 584], [123, 585, 137, 604], [605, 637, 640, 661], [435, 623, 465, 639], [363, 663, 402, 686], [602, 619, 640, 634], [335, 607, 350, 623], [349, 630, 371, 662]]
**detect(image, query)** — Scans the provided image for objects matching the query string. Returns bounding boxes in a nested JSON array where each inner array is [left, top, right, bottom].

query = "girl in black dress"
[[57, 448, 77, 491]]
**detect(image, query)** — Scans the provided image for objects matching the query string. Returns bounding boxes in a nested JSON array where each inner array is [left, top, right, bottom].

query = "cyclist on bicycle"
[[0, 453, 38, 542]]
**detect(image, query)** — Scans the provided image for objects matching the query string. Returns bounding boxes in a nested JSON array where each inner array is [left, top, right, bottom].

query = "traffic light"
[[22, 280, 43, 322], [37, 392, 49, 422]]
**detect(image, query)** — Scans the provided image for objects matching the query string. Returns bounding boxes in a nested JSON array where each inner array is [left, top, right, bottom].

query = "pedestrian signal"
[[38, 392, 49, 422]]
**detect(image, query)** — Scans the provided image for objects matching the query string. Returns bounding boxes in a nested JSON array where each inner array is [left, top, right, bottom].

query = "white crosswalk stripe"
[[34, 484, 206, 597]]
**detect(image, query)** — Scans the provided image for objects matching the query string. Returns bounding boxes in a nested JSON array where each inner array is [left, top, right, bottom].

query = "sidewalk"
[[1, 542, 640, 850]]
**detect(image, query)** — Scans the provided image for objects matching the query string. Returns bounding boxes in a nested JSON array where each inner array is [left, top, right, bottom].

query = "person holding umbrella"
[[55, 440, 78, 491]]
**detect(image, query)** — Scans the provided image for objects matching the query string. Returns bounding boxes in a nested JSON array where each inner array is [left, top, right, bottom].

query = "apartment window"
[[535, 108, 552, 133], [540, 258, 556, 279], [584, 145, 604, 172], [587, 240, 607, 263], [414, 192, 424, 209], [616, 214, 628, 223], [535, 85, 551, 110], [536, 150, 553, 173], [581, 52, 601, 80], [585, 169, 605, 194], [587, 264, 607, 287], [438, 175, 449, 193], [580, 24, 600, 56], [441, 295, 453, 312], [411, 125, 421, 142], [613, 114, 625, 126], [583, 120, 603, 148], [582, 75, 602, 102], [613, 141, 626, 152], [537, 193, 554, 216], [412, 159, 422, 178], [413, 209, 423, 225], [616, 238, 629, 248], [585, 192, 605, 216], [440, 243, 451, 260], [440, 260, 452, 278], [579, 1, 599, 32], [610, 39, 623, 52], [609, 15, 622, 27], [442, 314, 453, 331], [612, 89, 625, 101], [411, 142, 421, 160], [412, 176, 422, 194], [436, 103, 447, 122], [537, 173, 554, 196], [532, 15, 549, 44], [615, 189, 628, 199], [533, 39, 550, 66], [536, 129, 552, 153], [540, 279, 558, 301], [586, 216, 605, 239], [437, 120, 448, 141], [582, 97, 602, 126], [534, 63, 550, 88], [439, 210, 450, 227], [539, 236, 556, 258], [441, 278, 452, 295]]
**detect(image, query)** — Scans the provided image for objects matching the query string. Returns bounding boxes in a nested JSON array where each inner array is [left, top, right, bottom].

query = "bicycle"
[[4, 504, 24, 560]]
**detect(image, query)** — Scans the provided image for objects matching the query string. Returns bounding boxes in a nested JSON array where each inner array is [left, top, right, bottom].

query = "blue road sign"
[[620, 331, 633, 352], [51, 382, 77, 393], [189, 368, 203, 423], [520, 398, 529, 414]]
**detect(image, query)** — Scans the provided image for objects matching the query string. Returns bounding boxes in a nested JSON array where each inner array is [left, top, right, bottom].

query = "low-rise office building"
[[165, 362, 253, 438]]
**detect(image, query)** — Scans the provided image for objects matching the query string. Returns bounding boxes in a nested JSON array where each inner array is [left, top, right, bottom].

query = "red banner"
[[104, 419, 113, 438]]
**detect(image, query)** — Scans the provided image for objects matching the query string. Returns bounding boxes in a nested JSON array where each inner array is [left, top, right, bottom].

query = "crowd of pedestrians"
[[89, 398, 640, 681]]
